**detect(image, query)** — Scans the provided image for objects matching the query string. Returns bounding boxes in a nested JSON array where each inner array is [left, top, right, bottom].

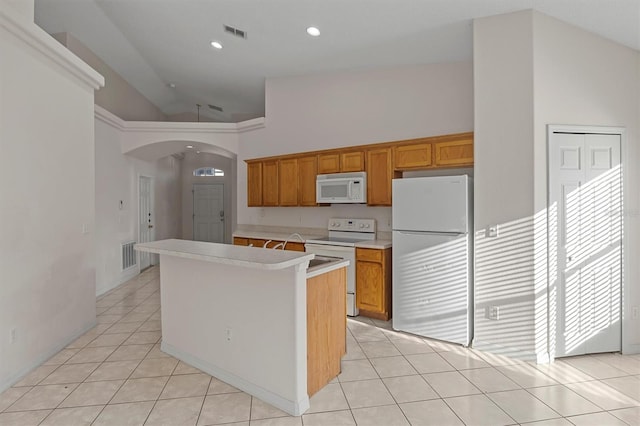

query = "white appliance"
[[392, 175, 473, 346], [305, 218, 376, 316], [316, 172, 367, 204]]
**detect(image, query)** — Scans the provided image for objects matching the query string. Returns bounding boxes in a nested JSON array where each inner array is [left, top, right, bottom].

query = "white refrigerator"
[[392, 175, 473, 346]]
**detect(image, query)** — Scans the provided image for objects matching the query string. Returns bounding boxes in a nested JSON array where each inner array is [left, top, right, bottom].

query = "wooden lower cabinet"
[[232, 237, 249, 246], [356, 247, 391, 320], [306, 267, 346, 396]]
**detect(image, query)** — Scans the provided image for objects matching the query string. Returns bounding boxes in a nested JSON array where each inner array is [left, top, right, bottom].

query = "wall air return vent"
[[224, 24, 247, 39]]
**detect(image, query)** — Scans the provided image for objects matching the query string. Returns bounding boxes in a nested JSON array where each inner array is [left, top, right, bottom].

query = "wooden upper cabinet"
[[298, 156, 318, 206], [434, 138, 473, 167], [262, 160, 279, 206], [278, 158, 298, 206], [318, 150, 365, 174], [317, 153, 340, 174], [340, 151, 365, 172], [246, 132, 473, 207], [247, 162, 263, 207], [394, 143, 432, 170], [366, 148, 395, 206]]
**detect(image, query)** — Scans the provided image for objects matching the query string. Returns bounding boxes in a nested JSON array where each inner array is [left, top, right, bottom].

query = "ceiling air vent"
[[208, 104, 223, 112], [224, 24, 247, 39]]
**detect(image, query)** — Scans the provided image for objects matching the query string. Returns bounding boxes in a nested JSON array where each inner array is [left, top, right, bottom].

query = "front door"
[[139, 175, 154, 270], [193, 183, 224, 243], [549, 131, 622, 357]]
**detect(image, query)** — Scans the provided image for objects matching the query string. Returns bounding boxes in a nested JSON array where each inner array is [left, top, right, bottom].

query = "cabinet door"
[[247, 162, 263, 206], [356, 260, 384, 312], [318, 153, 340, 174], [279, 158, 298, 206], [262, 160, 279, 206], [394, 143, 432, 169], [298, 156, 318, 206], [366, 148, 395, 206], [233, 237, 249, 246], [434, 138, 473, 167], [341, 151, 365, 172]]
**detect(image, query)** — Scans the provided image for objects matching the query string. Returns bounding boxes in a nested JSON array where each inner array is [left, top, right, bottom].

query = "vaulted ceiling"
[[35, 0, 640, 122]]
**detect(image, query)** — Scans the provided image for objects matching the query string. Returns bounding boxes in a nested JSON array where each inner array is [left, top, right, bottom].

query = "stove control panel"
[[328, 218, 376, 233]]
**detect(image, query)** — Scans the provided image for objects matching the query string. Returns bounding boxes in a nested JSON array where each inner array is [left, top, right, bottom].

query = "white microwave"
[[316, 172, 367, 204]]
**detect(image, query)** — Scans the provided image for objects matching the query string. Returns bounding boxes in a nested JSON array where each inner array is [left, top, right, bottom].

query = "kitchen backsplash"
[[240, 205, 393, 232]]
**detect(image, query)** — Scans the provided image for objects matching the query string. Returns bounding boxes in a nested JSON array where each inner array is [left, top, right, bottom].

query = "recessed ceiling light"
[[186, 145, 194, 149], [210, 41, 223, 49], [306, 27, 320, 37]]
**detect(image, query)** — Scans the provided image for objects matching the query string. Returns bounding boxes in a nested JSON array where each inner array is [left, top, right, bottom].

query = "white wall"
[[94, 116, 182, 296], [53, 32, 168, 122], [473, 10, 640, 359], [181, 151, 234, 243], [0, 0, 102, 389], [238, 62, 474, 231], [532, 11, 640, 354], [472, 11, 540, 359]]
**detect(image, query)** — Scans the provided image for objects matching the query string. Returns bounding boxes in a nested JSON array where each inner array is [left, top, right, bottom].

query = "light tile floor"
[[1, 267, 639, 425]]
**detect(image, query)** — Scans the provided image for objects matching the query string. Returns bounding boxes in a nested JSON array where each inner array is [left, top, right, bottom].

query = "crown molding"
[[94, 105, 126, 130], [94, 104, 266, 135], [0, 1, 104, 90], [237, 117, 266, 133]]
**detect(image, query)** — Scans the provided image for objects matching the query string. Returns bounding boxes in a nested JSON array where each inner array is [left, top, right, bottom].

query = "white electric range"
[[305, 218, 376, 316]]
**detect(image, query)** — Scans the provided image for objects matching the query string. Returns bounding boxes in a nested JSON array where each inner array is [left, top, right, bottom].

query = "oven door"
[[304, 243, 358, 316]]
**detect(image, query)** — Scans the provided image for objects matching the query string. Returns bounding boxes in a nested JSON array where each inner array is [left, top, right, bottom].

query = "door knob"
[[148, 225, 154, 229]]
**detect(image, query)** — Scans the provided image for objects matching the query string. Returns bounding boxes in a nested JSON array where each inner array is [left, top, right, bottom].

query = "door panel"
[[550, 132, 621, 357], [193, 184, 224, 243]]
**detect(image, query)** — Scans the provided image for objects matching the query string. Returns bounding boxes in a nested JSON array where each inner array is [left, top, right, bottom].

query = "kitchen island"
[[134, 239, 348, 416]]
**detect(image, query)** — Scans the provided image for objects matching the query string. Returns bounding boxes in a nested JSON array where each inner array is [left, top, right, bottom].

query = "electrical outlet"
[[486, 306, 499, 320], [225, 328, 232, 341], [485, 226, 499, 238], [10, 328, 16, 344], [633, 306, 639, 320]]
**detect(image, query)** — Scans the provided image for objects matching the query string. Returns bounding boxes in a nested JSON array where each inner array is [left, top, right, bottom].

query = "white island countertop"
[[136, 239, 314, 270]]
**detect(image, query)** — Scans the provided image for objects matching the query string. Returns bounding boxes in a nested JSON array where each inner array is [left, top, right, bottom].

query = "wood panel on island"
[[245, 132, 473, 207], [356, 247, 392, 320]]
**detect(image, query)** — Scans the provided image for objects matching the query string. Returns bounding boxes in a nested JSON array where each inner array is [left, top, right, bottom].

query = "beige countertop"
[[136, 239, 314, 270], [355, 240, 392, 249], [233, 230, 392, 249], [232, 230, 326, 243]]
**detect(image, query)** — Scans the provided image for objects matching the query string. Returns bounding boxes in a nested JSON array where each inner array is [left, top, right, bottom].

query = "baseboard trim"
[[96, 268, 140, 297], [0, 319, 97, 393], [161, 342, 310, 416], [472, 340, 538, 363]]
